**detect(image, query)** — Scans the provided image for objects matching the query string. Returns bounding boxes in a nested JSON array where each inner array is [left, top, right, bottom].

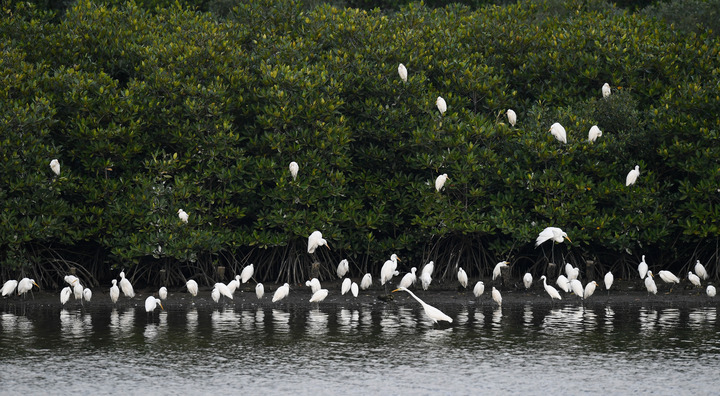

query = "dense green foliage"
[[1, 0, 719, 288]]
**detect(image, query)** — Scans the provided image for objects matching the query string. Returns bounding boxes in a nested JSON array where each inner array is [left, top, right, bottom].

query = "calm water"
[[1, 302, 719, 395]]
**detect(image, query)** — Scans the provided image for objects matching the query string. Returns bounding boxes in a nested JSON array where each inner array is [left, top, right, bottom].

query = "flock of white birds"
[[2, 67, 713, 326]]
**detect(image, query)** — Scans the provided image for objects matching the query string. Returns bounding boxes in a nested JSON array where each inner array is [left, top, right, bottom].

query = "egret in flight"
[[393, 287, 453, 324]]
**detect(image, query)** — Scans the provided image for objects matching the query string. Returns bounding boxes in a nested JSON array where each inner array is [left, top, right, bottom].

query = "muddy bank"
[[2, 278, 717, 311]]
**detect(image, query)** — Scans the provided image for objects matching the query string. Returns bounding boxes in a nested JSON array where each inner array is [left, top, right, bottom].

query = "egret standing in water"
[[393, 287, 453, 324], [1, 280, 18, 297], [272, 283, 290, 303], [144, 296, 163, 313], [17, 278, 39, 298], [336, 259, 349, 278], [457, 268, 468, 289], [119, 271, 135, 298], [341, 278, 352, 295], [540, 275, 562, 303], [60, 287, 72, 305], [584, 281, 599, 300], [420, 261, 434, 290], [83, 288, 92, 302], [707, 285, 716, 297], [256, 283, 264, 299], [645, 271, 658, 295], [473, 281, 485, 299], [158, 287, 167, 300], [307, 230, 329, 254], [491, 287, 502, 307], [110, 280, 120, 303], [604, 271, 614, 295], [186, 279, 198, 297], [351, 282, 359, 297]]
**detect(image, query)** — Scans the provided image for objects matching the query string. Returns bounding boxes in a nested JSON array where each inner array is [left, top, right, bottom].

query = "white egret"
[[289, 161, 299, 181], [272, 283, 290, 302], [435, 173, 449, 192], [638, 255, 648, 279], [256, 283, 264, 299], [241, 264, 255, 283], [398, 267, 417, 289], [81, 287, 91, 302], [158, 286, 167, 300], [398, 63, 408, 82], [523, 273, 533, 289], [309, 288, 329, 303], [506, 109, 517, 127], [645, 271, 658, 295], [707, 285, 717, 297], [569, 279, 584, 299], [556, 275, 571, 293], [60, 287, 72, 305], [307, 230, 329, 254], [336, 259, 349, 278], [64, 275, 79, 286], [695, 260, 708, 280], [420, 261, 434, 290], [227, 275, 241, 294], [393, 287, 453, 324], [341, 278, 352, 295], [50, 159, 61, 175], [584, 281, 599, 300], [110, 280, 120, 303], [536, 227, 570, 247], [604, 271, 614, 293], [360, 273, 372, 290], [1, 280, 18, 296], [588, 125, 602, 142], [688, 272, 701, 288], [351, 282, 359, 297], [214, 283, 233, 300], [658, 270, 680, 292], [211, 287, 220, 303], [473, 281, 485, 298], [602, 83, 611, 98], [540, 275, 562, 302], [177, 209, 189, 223], [306, 278, 321, 294], [549, 122, 567, 143], [625, 165, 640, 186], [186, 279, 198, 297], [119, 271, 135, 298], [73, 283, 83, 300], [492, 261, 510, 281], [436, 96, 447, 115], [565, 263, 580, 281], [144, 296, 163, 313], [491, 287, 502, 307], [380, 254, 400, 286], [17, 278, 39, 297], [458, 268, 468, 288]]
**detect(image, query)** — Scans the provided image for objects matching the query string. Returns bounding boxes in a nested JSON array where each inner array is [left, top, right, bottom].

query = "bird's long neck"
[[403, 289, 424, 305]]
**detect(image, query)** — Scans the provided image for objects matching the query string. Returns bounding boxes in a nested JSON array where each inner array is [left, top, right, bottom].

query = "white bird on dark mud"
[[309, 289, 329, 303], [336, 259, 349, 278], [256, 283, 264, 299], [694, 260, 708, 280], [638, 255, 648, 280], [457, 268, 468, 288], [119, 271, 135, 298], [523, 273, 533, 289], [420, 261, 434, 290], [398, 267, 417, 289], [645, 271, 658, 295], [272, 283, 290, 303], [186, 279, 198, 297], [360, 273, 372, 290], [473, 281, 485, 298], [540, 276, 562, 302]]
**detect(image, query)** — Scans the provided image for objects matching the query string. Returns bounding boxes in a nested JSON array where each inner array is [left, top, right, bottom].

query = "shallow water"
[[1, 303, 719, 395]]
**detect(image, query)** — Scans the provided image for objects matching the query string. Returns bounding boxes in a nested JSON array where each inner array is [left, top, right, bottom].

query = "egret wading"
[[393, 287, 453, 324], [540, 275, 562, 304]]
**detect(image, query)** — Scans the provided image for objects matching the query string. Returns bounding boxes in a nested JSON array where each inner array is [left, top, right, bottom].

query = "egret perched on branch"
[[602, 83, 611, 98], [398, 267, 417, 289], [523, 273, 533, 289], [144, 296, 163, 313], [119, 271, 135, 298], [308, 230, 329, 254], [186, 279, 198, 297], [457, 268, 468, 288], [393, 287, 453, 324], [638, 255, 648, 279], [473, 281, 485, 298], [645, 271, 658, 295], [549, 122, 567, 143], [289, 161, 299, 181], [492, 261, 510, 281], [398, 63, 408, 82], [50, 159, 60, 176], [688, 272, 701, 288], [336, 259, 349, 278], [436, 96, 447, 115], [256, 283, 264, 299], [506, 109, 517, 127], [540, 275, 562, 302], [420, 261, 434, 290], [177, 209, 189, 223], [491, 287, 502, 307], [435, 174, 449, 192], [626, 165, 640, 186], [588, 125, 602, 142], [536, 227, 570, 247], [695, 260, 708, 280], [272, 283, 290, 303], [110, 280, 120, 303], [380, 254, 400, 286], [241, 264, 254, 283], [309, 289, 329, 303], [360, 273, 372, 290], [1, 280, 18, 297]]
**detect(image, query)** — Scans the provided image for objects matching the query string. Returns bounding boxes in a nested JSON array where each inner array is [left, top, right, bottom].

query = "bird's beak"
[[33, 281, 39, 288], [71, 279, 77, 285], [650, 273, 654, 278], [397, 257, 401, 261], [159, 302, 164, 310], [565, 236, 572, 242], [392, 288, 400, 293]]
